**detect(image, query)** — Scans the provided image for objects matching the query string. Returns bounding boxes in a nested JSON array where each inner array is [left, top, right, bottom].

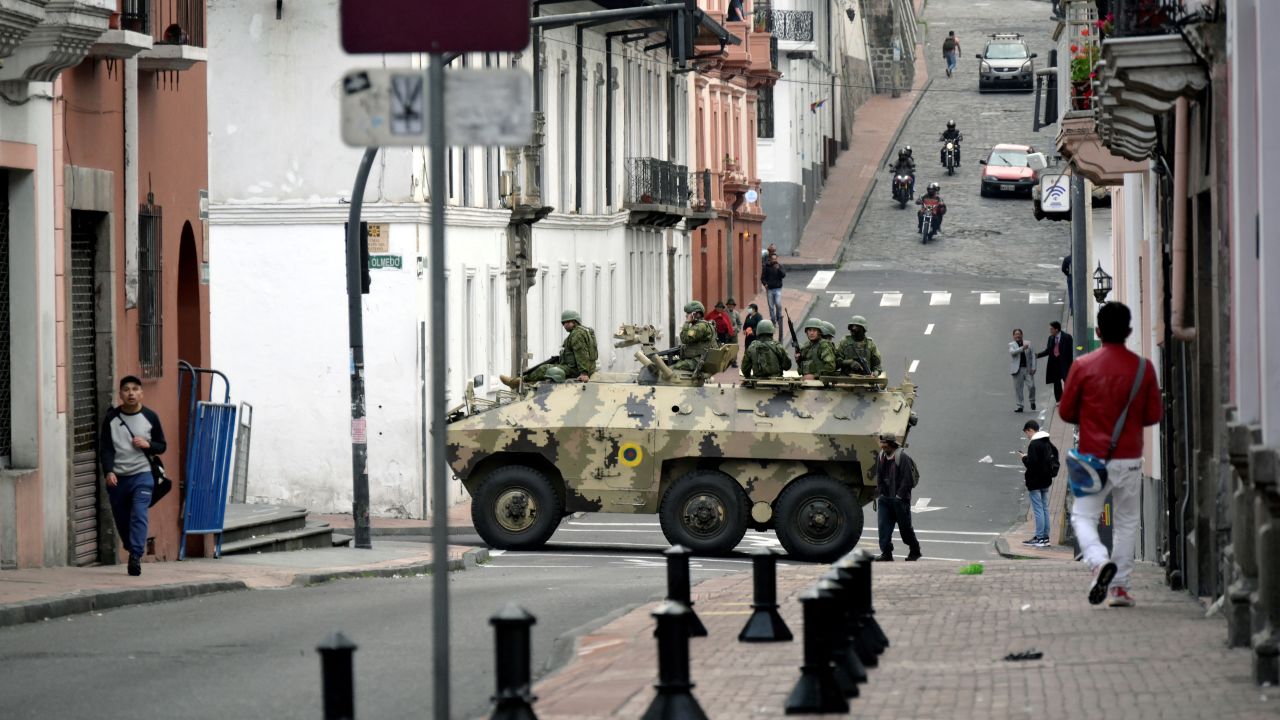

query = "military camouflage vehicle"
[[445, 325, 918, 562]]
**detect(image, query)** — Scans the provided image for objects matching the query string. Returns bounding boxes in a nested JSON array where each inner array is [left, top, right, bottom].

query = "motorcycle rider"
[[889, 146, 916, 197], [939, 120, 963, 164], [916, 182, 947, 235]]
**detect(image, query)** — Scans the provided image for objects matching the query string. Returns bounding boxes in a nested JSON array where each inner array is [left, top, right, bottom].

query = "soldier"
[[672, 301, 718, 372], [837, 315, 883, 376], [796, 318, 837, 379], [740, 319, 791, 379], [500, 310, 597, 388]]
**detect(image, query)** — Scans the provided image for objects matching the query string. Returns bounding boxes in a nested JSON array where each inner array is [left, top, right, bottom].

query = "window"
[[487, 269, 499, 377], [138, 198, 163, 377], [463, 273, 475, 376], [758, 85, 775, 139], [559, 66, 571, 211]]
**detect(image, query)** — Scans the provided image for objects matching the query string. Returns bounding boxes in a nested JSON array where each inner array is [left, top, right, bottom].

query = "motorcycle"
[[918, 202, 939, 244], [941, 140, 959, 176], [891, 173, 914, 208]]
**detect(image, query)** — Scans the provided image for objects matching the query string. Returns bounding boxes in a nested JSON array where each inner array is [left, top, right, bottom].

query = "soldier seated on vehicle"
[[796, 318, 837, 379], [740, 320, 792, 379], [671, 301, 718, 372], [500, 309, 598, 388], [838, 315, 883, 376]]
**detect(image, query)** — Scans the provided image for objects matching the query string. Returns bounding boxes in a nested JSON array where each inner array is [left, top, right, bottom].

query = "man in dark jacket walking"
[[760, 252, 786, 328], [99, 375, 167, 576], [1035, 321, 1074, 402], [873, 434, 921, 561], [1018, 420, 1057, 547]]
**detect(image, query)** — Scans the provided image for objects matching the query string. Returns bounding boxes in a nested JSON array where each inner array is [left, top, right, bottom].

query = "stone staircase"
[[220, 503, 351, 555]]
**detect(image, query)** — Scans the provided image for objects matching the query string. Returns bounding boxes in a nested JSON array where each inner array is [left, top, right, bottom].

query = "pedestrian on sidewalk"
[[726, 298, 742, 338], [1062, 255, 1073, 315], [1035, 321, 1075, 402], [1059, 302, 1162, 607], [1009, 328, 1037, 412], [873, 434, 922, 562], [762, 242, 777, 265], [761, 252, 787, 328], [743, 302, 762, 349], [1018, 420, 1059, 547], [99, 376, 168, 577], [942, 31, 961, 77]]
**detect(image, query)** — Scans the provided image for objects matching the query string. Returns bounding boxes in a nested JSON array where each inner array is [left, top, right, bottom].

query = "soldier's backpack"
[[748, 342, 781, 377], [582, 326, 599, 364], [1048, 444, 1061, 479]]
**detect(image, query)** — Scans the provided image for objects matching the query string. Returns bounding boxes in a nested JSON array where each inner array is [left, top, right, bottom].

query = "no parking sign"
[[1040, 173, 1071, 212]]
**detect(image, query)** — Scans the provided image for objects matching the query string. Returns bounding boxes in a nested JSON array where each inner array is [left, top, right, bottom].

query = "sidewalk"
[[529, 561, 1277, 720], [0, 541, 487, 629], [314, 496, 475, 536]]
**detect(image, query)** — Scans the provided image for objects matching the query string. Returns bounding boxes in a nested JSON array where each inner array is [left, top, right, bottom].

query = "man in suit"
[[1036, 321, 1075, 402], [1009, 328, 1037, 413]]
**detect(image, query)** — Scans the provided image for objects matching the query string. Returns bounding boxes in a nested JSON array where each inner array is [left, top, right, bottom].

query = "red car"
[[979, 144, 1038, 197]]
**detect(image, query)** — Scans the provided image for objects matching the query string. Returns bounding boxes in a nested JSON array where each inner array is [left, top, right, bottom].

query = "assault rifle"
[[785, 308, 800, 352]]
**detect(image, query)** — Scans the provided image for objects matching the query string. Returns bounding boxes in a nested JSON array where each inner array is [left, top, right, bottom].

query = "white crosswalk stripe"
[[1028, 292, 1050, 304], [830, 292, 855, 308], [979, 292, 1001, 305], [879, 292, 903, 307], [807, 270, 835, 290], [929, 291, 951, 306]]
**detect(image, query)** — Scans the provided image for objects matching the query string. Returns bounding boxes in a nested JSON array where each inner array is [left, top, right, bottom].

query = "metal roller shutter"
[[70, 212, 101, 565]]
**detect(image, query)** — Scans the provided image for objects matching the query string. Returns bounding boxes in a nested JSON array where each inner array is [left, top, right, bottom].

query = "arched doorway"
[[177, 223, 202, 447]]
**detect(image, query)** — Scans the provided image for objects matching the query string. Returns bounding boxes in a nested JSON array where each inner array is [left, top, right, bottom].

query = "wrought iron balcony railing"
[[1111, 0, 1205, 38], [121, 0, 205, 47], [771, 9, 814, 43], [624, 158, 690, 208], [688, 170, 713, 213]]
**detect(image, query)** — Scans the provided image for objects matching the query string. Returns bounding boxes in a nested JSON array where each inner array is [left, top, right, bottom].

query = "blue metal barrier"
[[177, 361, 238, 559]]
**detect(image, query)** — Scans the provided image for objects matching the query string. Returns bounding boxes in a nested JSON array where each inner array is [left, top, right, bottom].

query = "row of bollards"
[[313, 545, 888, 718]]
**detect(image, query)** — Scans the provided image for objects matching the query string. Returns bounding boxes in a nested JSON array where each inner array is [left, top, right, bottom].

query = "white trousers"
[[1070, 458, 1143, 588]]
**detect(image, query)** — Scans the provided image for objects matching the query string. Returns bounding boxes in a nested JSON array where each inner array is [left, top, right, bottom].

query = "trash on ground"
[[1003, 650, 1044, 662], [958, 563, 985, 575]]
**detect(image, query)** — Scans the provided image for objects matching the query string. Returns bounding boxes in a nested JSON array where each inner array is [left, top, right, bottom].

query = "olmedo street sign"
[[341, 0, 531, 54]]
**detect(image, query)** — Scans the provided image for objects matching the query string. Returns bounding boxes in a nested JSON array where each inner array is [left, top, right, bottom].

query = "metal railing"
[[624, 158, 690, 208], [771, 9, 814, 43], [121, 0, 205, 47], [1112, 0, 1198, 38], [688, 170, 713, 212]]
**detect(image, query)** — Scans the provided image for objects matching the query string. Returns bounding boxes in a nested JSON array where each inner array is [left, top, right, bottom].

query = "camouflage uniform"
[[796, 319, 838, 377], [527, 324, 597, 382], [672, 319, 717, 372], [837, 315, 882, 376], [741, 325, 791, 379]]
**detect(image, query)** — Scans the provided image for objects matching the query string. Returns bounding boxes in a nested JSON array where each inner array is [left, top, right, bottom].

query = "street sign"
[[341, 68, 532, 148], [342, 0, 530, 54], [369, 254, 402, 270], [1040, 173, 1071, 212]]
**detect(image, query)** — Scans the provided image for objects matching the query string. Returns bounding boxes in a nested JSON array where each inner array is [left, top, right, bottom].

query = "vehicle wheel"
[[980, 186, 989, 198], [658, 470, 749, 555], [898, 198, 907, 209], [471, 465, 563, 550], [774, 475, 863, 563]]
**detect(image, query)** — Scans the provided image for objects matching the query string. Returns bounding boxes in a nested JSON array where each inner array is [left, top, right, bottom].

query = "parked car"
[[980, 144, 1038, 197], [976, 33, 1036, 92]]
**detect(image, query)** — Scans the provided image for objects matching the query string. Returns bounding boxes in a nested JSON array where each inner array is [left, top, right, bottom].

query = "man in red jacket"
[[1058, 302, 1162, 607]]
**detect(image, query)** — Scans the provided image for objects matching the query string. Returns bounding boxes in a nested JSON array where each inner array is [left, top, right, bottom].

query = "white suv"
[[976, 33, 1036, 92]]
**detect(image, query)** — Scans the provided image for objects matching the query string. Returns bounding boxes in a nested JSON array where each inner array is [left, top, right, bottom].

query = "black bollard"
[[317, 631, 357, 720], [490, 603, 538, 720], [814, 578, 860, 698], [831, 557, 876, 674], [642, 600, 709, 720], [852, 550, 890, 651], [664, 545, 708, 637], [738, 548, 793, 642], [819, 570, 868, 688], [784, 586, 850, 715]]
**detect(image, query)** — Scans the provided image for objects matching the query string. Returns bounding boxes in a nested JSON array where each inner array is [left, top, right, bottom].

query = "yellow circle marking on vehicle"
[[618, 443, 643, 467]]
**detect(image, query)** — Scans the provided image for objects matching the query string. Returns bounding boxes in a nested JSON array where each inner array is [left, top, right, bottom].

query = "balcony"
[[770, 9, 814, 51], [686, 169, 716, 231], [1055, 111, 1147, 186], [624, 157, 690, 227], [0, 1, 113, 84], [130, 0, 207, 71], [1093, 3, 1208, 161], [722, 19, 751, 71]]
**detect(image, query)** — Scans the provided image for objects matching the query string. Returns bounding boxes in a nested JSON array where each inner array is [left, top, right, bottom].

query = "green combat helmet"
[[683, 301, 706, 314], [543, 366, 568, 383], [820, 320, 837, 338], [801, 318, 825, 332], [849, 315, 868, 330], [561, 309, 582, 324], [756, 319, 776, 337]]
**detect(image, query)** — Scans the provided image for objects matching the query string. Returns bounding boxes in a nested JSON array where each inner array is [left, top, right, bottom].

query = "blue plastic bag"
[[1066, 448, 1108, 497]]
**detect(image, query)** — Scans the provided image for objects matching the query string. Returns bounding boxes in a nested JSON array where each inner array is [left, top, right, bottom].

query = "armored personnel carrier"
[[445, 325, 918, 562]]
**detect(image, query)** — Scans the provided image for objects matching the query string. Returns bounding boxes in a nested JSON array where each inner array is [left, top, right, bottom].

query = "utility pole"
[[1070, 174, 1088, 351], [345, 147, 378, 550]]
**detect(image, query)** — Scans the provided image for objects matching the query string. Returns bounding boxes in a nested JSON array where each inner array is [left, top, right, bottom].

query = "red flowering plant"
[[1094, 13, 1115, 39], [1069, 26, 1100, 84]]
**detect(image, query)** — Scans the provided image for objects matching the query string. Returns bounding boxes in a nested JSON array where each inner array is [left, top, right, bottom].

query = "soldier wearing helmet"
[[740, 319, 792, 379], [672, 301, 718, 372], [501, 309, 598, 388], [838, 315, 883, 376], [796, 318, 837, 379]]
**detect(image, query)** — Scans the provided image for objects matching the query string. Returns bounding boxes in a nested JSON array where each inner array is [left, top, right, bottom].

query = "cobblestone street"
[[847, 0, 1071, 286]]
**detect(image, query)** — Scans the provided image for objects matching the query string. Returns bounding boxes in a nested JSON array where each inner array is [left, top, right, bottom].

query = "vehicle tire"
[[980, 186, 990, 198], [471, 464, 563, 550], [774, 475, 863, 563], [658, 470, 749, 556], [898, 198, 907, 209]]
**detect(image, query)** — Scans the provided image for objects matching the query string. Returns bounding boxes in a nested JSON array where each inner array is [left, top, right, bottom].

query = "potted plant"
[[1068, 27, 1099, 110]]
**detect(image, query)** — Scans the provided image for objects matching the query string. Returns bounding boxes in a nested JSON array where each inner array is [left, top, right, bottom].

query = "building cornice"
[[209, 201, 629, 232], [0, 0, 111, 84], [0, 0, 48, 59]]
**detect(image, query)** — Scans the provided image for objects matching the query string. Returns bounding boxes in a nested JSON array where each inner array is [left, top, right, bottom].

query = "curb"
[[0, 547, 491, 629], [838, 74, 936, 266], [779, 260, 841, 272], [331, 525, 474, 539], [290, 547, 491, 587], [0, 580, 248, 630], [993, 536, 1039, 560]]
